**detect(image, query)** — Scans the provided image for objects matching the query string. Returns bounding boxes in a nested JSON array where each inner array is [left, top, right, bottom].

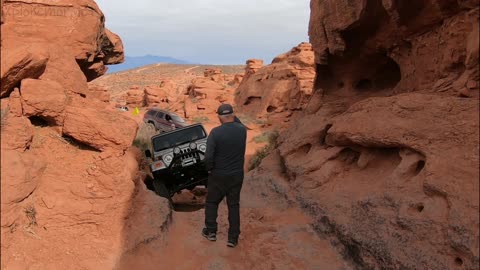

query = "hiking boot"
[[227, 237, 238, 248], [202, 228, 216, 241]]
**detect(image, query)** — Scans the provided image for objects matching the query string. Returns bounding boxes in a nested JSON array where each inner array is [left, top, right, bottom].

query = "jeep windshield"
[[153, 125, 207, 152]]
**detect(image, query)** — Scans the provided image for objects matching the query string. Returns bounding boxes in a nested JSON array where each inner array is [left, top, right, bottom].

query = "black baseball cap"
[[217, 104, 234, 115]]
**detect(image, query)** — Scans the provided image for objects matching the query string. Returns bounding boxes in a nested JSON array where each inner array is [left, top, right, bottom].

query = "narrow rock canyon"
[[1, 0, 478, 269]]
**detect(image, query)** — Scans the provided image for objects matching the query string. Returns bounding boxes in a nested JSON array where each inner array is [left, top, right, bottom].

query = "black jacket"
[[205, 122, 247, 176]]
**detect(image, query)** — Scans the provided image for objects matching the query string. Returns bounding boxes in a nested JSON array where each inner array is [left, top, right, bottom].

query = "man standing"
[[202, 104, 247, 248]]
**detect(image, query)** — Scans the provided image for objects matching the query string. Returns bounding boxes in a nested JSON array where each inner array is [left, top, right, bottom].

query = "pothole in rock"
[[314, 53, 401, 97], [455, 257, 463, 267], [354, 79, 373, 91], [267, 105, 277, 113], [28, 116, 50, 127], [244, 96, 261, 106], [353, 57, 401, 92], [416, 203, 425, 213], [415, 160, 426, 175]]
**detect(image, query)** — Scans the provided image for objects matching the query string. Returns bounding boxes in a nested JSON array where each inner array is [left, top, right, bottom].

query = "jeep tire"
[[153, 180, 173, 206]]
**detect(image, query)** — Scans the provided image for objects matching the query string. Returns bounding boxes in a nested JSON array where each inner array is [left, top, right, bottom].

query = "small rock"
[[466, 80, 478, 89], [458, 88, 471, 97]]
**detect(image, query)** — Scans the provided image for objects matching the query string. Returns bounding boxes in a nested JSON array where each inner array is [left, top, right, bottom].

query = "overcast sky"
[[96, 0, 310, 65]]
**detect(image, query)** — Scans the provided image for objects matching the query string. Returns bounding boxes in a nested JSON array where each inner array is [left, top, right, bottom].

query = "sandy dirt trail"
[[117, 188, 352, 270], [115, 123, 352, 270]]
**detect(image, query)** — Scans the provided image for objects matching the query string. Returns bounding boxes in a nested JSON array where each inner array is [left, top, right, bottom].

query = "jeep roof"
[[151, 123, 207, 153], [151, 123, 206, 141]]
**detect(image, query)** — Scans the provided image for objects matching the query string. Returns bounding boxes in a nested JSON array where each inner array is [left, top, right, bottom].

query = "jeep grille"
[[180, 148, 197, 160]]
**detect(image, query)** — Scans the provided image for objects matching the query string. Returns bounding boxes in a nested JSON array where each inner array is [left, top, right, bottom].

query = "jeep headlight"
[[163, 154, 173, 165], [189, 142, 197, 150], [173, 147, 181, 155], [198, 144, 207, 152]]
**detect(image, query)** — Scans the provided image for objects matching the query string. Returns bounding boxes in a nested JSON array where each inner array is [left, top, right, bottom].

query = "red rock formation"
[[228, 73, 244, 87], [20, 79, 67, 125], [0, 46, 49, 97], [244, 59, 264, 79], [87, 84, 111, 103], [309, 0, 479, 98], [63, 101, 138, 152], [272, 42, 315, 93], [0, 116, 34, 151], [1, 0, 124, 83], [251, 1, 479, 269], [235, 43, 316, 116], [144, 80, 178, 107], [126, 86, 145, 108], [1, 150, 46, 227], [0, 1, 169, 269], [188, 77, 226, 99], [41, 50, 90, 96], [1, 87, 23, 117], [204, 68, 223, 82]]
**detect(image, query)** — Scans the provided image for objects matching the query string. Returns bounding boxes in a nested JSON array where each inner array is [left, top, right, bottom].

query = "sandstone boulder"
[[228, 73, 244, 86], [145, 88, 168, 104], [126, 89, 145, 108], [1, 150, 46, 227], [273, 42, 315, 67], [1, 0, 124, 82], [40, 49, 89, 96], [244, 59, 264, 79], [63, 104, 138, 152], [1, 88, 24, 117], [20, 79, 67, 125], [204, 68, 223, 82], [0, 46, 49, 98], [144, 80, 178, 106], [188, 77, 225, 99], [87, 84, 110, 103], [0, 116, 34, 152], [235, 43, 315, 116], [103, 29, 125, 65]]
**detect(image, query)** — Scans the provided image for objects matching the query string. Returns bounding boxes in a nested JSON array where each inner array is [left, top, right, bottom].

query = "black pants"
[[204, 173, 243, 238]]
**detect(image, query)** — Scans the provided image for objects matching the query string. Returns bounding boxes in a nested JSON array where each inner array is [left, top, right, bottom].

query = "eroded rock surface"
[[0, 1, 171, 269], [235, 43, 316, 117], [250, 1, 480, 269]]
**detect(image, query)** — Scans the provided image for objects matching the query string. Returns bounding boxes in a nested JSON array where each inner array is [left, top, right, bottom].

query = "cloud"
[[96, 0, 310, 64]]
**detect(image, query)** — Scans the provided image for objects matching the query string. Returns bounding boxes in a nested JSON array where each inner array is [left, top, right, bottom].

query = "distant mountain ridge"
[[107, 55, 190, 73]]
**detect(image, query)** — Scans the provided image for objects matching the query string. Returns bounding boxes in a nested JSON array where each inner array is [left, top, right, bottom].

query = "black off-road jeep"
[[144, 123, 209, 201]]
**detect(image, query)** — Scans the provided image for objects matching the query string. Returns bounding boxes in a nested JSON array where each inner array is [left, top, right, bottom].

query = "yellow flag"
[[132, 107, 140, 116]]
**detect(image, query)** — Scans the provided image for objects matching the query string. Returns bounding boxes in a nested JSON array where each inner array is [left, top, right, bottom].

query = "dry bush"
[[192, 115, 210, 123], [133, 122, 158, 153], [253, 130, 278, 143], [248, 130, 279, 171], [25, 205, 37, 227], [237, 114, 268, 126]]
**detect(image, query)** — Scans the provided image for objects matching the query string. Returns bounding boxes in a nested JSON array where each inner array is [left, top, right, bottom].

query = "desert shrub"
[[236, 114, 268, 126], [25, 205, 37, 227], [133, 122, 158, 153], [248, 130, 279, 171], [253, 130, 278, 144], [192, 116, 210, 123]]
